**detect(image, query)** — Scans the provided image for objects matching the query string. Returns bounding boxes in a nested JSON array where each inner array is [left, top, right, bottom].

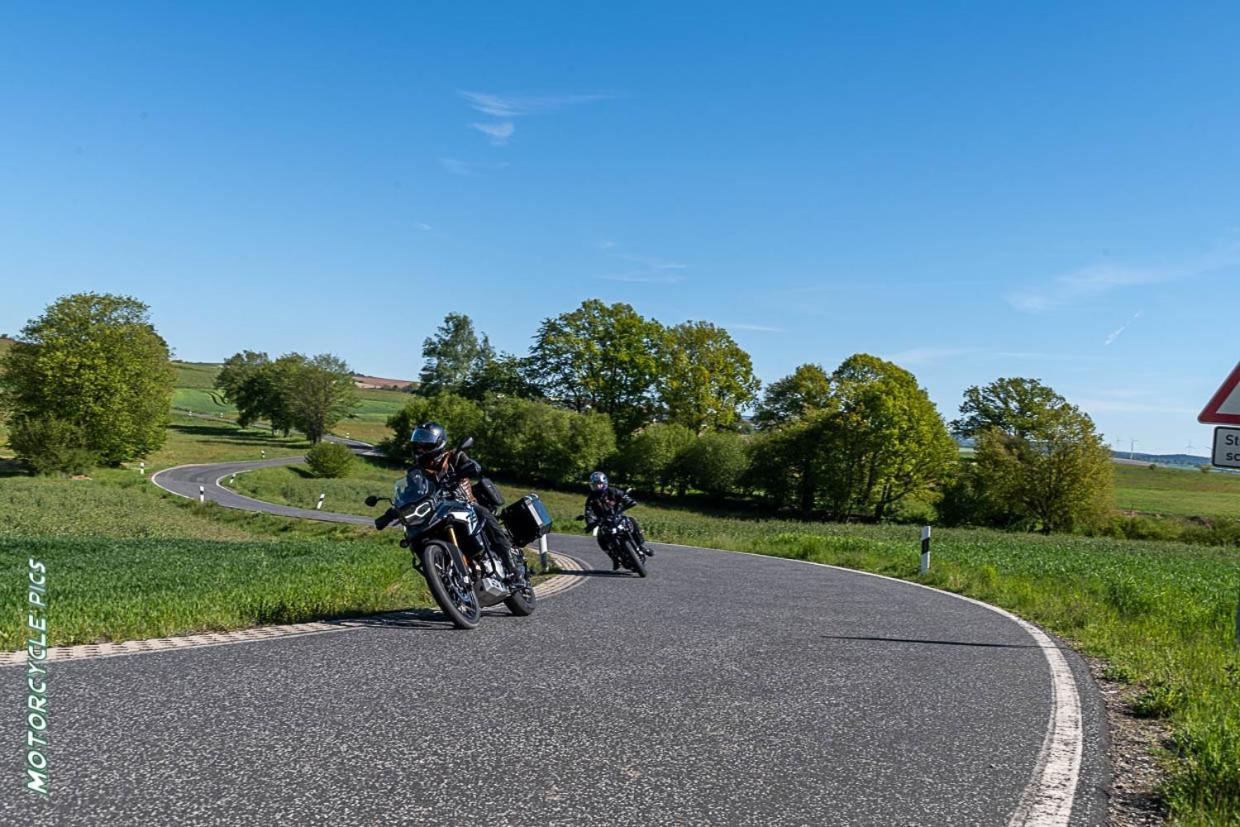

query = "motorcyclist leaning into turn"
[[583, 471, 654, 569], [408, 422, 522, 583]]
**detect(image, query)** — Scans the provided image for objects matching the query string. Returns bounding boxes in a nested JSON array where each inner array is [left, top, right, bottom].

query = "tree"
[[754, 363, 833, 429], [478, 396, 616, 485], [960, 378, 1113, 533], [817, 354, 958, 521], [460, 351, 542, 401], [951, 377, 1068, 440], [674, 431, 749, 497], [217, 351, 274, 429], [282, 354, 358, 443], [419, 313, 493, 396], [1, 293, 175, 467], [658, 321, 760, 433], [6, 416, 97, 475], [619, 423, 696, 492], [528, 300, 663, 438], [383, 393, 485, 464]]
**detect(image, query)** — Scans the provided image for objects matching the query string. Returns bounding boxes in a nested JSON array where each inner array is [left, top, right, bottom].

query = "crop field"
[[1115, 464, 1240, 519]]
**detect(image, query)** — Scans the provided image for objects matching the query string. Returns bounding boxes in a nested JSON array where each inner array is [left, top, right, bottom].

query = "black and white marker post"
[[920, 526, 931, 574]]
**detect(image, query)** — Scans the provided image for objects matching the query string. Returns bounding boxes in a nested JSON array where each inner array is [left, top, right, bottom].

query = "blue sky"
[[2, 2, 1238, 454]]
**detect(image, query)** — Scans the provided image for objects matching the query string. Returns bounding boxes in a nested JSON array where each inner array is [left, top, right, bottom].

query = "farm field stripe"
[[0, 553, 587, 668], [650, 540, 1084, 827]]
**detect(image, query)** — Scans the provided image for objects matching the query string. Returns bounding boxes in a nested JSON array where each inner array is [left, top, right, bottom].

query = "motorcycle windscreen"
[[394, 469, 432, 507]]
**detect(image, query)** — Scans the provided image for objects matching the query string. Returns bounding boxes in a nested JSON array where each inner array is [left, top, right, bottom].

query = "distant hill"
[[1111, 451, 1209, 468]]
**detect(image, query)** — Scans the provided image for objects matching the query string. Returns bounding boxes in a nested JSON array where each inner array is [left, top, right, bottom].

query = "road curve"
[[4, 447, 1109, 826]]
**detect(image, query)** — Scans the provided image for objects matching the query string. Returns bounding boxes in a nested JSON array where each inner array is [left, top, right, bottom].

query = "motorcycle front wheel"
[[420, 541, 481, 629], [622, 538, 647, 578]]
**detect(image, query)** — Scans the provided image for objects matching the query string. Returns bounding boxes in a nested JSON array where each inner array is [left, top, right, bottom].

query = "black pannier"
[[500, 494, 553, 547], [474, 477, 504, 511]]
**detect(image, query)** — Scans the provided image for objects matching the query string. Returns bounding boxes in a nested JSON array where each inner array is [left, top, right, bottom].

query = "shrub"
[[305, 442, 354, 478], [7, 415, 99, 475], [382, 393, 484, 463], [674, 431, 748, 497]]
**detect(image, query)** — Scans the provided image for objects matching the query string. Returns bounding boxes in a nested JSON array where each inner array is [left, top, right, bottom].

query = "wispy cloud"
[[457, 91, 612, 146], [1072, 398, 1197, 415], [727, 323, 784, 333], [460, 91, 612, 118], [884, 346, 982, 366], [596, 272, 685, 285], [414, 222, 432, 231], [1008, 243, 1240, 313], [616, 254, 687, 271], [470, 121, 515, 145], [439, 158, 509, 176], [1103, 310, 1143, 346]]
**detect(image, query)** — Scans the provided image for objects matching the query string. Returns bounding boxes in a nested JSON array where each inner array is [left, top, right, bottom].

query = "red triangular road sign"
[[1199, 362, 1240, 424]]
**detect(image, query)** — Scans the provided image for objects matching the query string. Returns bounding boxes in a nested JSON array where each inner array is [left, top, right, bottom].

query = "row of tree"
[[402, 301, 1118, 531], [215, 351, 358, 443], [416, 301, 760, 436]]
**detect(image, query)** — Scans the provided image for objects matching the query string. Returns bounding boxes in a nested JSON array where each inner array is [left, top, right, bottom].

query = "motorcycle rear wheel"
[[420, 542, 481, 629]]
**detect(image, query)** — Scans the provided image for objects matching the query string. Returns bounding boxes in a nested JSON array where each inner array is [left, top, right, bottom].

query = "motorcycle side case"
[[500, 494, 553, 547]]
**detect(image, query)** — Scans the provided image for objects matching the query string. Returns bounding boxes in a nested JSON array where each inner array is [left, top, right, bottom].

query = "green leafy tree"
[[419, 313, 493, 396], [479, 396, 616, 485], [743, 412, 829, 514], [674, 431, 749, 497], [958, 378, 1113, 533], [658, 321, 760, 433], [217, 351, 273, 428], [817, 354, 957, 521], [528, 300, 663, 438], [1, 293, 175, 467], [619, 422, 696, 492], [305, 441, 354, 478], [283, 354, 359, 443], [6, 415, 97, 475], [754, 363, 833, 428], [951, 377, 1068, 440], [460, 351, 542, 401], [383, 393, 485, 464]]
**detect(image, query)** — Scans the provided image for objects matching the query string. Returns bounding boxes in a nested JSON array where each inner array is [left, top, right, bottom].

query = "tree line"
[[0, 292, 1114, 536], [396, 302, 1114, 533]]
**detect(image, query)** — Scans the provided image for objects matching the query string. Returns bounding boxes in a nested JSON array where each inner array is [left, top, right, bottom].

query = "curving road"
[[3, 446, 1110, 826]]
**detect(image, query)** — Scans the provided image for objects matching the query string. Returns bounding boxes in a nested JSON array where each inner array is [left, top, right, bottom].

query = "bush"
[[7, 415, 99, 475], [674, 431, 748, 497], [305, 442, 354, 478], [617, 422, 695, 492], [383, 393, 484, 463], [480, 397, 615, 485]]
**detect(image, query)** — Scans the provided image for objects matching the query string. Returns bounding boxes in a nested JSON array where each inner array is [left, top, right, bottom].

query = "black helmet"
[[410, 422, 448, 461], [589, 471, 608, 492]]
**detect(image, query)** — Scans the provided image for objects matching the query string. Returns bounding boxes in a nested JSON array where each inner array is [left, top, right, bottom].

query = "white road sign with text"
[[1212, 426, 1240, 469]]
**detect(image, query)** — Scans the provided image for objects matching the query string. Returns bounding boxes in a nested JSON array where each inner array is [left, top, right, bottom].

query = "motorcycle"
[[578, 490, 648, 578], [365, 437, 551, 629]]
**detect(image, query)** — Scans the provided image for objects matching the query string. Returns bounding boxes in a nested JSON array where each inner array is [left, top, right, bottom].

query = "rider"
[[409, 422, 522, 583], [583, 471, 653, 569]]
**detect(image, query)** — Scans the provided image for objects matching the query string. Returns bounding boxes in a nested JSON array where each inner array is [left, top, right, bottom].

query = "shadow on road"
[[820, 634, 1038, 649]]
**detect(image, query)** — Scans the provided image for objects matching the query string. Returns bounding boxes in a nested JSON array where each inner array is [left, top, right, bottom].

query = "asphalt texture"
[[2, 452, 1109, 825]]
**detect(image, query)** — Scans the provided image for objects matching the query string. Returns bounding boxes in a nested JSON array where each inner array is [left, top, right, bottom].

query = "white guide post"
[[198, 485, 206, 504], [538, 535, 549, 571], [920, 526, 931, 574], [316, 493, 325, 511]]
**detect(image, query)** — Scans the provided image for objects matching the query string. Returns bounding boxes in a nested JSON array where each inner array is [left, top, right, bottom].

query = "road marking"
[[648, 540, 1084, 827], [0, 553, 588, 668]]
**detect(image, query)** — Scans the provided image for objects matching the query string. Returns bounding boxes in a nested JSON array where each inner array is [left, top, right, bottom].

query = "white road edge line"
[[650, 540, 1084, 827]]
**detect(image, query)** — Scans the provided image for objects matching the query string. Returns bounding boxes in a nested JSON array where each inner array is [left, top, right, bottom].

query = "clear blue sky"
[[3, 2, 1238, 454]]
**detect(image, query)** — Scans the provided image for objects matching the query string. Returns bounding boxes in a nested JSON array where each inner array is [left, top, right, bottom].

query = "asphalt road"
[[2, 451, 1109, 825]]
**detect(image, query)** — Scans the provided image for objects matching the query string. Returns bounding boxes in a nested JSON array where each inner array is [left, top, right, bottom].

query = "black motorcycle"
[[365, 437, 552, 629], [579, 492, 648, 578]]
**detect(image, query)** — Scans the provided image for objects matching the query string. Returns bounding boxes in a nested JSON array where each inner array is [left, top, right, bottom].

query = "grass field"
[[1115, 464, 1240, 519]]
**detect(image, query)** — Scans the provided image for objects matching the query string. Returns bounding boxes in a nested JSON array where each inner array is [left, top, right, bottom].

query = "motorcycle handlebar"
[[374, 508, 398, 530]]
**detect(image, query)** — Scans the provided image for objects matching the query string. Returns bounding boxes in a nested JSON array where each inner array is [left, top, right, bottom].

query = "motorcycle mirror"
[[364, 495, 379, 507], [457, 436, 474, 451]]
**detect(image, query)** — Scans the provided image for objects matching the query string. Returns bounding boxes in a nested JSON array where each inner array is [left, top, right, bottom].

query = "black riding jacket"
[[584, 488, 636, 528]]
